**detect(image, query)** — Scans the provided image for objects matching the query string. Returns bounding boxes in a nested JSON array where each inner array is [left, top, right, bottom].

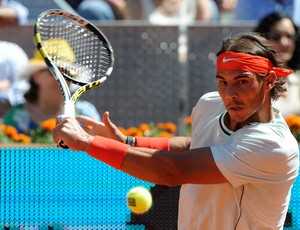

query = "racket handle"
[[58, 140, 69, 149], [57, 115, 69, 122], [57, 99, 75, 149], [63, 100, 76, 118], [57, 115, 70, 149]]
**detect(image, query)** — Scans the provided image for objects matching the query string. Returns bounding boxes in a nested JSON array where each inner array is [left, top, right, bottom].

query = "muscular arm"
[[121, 145, 227, 186], [169, 136, 191, 152], [53, 116, 227, 186]]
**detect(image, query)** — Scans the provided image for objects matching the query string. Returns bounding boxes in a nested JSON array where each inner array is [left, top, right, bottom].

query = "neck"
[[224, 102, 275, 132]]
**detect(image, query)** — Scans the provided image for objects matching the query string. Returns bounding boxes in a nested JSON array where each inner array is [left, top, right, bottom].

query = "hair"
[[24, 77, 39, 103], [254, 12, 300, 70], [217, 32, 286, 101]]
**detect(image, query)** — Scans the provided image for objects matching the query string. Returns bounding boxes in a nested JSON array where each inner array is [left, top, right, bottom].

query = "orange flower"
[[0, 124, 5, 131], [40, 118, 56, 132], [135, 130, 144, 136], [157, 122, 165, 130], [286, 115, 300, 125], [127, 127, 139, 136], [184, 116, 192, 125], [20, 134, 31, 143], [139, 123, 150, 132], [160, 131, 173, 138], [4, 126, 18, 138], [13, 133, 31, 143], [165, 122, 177, 133], [118, 127, 128, 135]]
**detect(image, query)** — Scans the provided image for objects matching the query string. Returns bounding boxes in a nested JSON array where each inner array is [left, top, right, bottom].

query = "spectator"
[[0, 41, 28, 117], [65, 0, 127, 20], [254, 12, 300, 117], [233, 0, 300, 24], [0, 0, 29, 116], [214, 0, 237, 22], [124, 0, 219, 24], [0, 0, 29, 25], [3, 40, 100, 135]]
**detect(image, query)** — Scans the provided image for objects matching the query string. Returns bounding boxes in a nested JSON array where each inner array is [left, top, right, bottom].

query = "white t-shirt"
[[140, 0, 197, 24], [178, 92, 299, 230]]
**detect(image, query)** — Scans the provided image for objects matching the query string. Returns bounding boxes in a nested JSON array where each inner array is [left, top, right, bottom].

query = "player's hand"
[[53, 117, 94, 152], [76, 111, 127, 143]]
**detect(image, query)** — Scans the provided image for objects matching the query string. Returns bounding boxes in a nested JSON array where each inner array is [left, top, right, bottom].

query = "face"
[[32, 69, 64, 103], [267, 18, 296, 64], [217, 70, 272, 130]]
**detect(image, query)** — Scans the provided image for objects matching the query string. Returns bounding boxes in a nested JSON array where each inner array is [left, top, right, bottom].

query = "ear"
[[264, 71, 276, 91]]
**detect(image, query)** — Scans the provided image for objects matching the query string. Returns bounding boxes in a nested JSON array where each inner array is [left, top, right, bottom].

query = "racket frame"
[[33, 9, 114, 116]]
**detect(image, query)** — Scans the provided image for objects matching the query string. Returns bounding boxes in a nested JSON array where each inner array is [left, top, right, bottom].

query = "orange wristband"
[[135, 136, 170, 151], [87, 136, 128, 169]]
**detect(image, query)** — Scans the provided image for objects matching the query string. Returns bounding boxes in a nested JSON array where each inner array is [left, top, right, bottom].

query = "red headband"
[[216, 51, 293, 77]]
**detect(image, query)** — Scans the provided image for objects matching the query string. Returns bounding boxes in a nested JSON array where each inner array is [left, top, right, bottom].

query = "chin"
[[228, 111, 249, 123]]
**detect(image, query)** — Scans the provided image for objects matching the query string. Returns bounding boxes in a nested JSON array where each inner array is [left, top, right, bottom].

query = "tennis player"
[[53, 32, 299, 229]]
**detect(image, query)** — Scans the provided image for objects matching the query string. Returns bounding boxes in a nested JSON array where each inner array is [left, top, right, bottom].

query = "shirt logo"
[[222, 57, 238, 62]]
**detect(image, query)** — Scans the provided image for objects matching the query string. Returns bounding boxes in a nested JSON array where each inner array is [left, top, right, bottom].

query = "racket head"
[[34, 9, 114, 86]]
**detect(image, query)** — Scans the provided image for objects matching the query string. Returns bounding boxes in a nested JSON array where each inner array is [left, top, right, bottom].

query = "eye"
[[238, 80, 247, 85], [218, 80, 227, 86]]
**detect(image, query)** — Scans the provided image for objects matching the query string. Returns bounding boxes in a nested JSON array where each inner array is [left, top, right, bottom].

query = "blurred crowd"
[[1, 0, 300, 140], [63, 0, 300, 24]]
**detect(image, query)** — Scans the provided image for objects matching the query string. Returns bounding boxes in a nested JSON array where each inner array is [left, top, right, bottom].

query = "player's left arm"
[[76, 112, 191, 152]]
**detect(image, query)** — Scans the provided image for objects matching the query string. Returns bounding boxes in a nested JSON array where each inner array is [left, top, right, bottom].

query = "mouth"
[[227, 106, 243, 111]]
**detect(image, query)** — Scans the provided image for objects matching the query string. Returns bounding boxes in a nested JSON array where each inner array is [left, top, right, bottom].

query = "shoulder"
[[235, 114, 297, 147], [212, 121, 299, 183], [191, 91, 225, 125], [0, 41, 24, 52], [228, 119, 299, 166], [4, 104, 25, 115], [197, 91, 222, 103], [0, 41, 28, 60], [193, 91, 224, 113], [3, 104, 27, 124]]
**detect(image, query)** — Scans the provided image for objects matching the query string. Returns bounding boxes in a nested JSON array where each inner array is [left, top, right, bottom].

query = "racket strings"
[[38, 14, 113, 84]]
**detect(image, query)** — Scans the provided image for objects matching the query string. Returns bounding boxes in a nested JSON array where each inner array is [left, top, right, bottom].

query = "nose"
[[279, 36, 293, 46], [227, 84, 238, 97]]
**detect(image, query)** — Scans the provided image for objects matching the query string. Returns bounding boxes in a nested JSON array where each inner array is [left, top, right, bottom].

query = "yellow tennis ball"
[[126, 186, 153, 214]]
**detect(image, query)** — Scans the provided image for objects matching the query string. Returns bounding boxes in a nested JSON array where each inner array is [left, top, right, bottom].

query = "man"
[[53, 33, 299, 229], [0, 41, 28, 117], [2, 39, 101, 134], [65, 0, 126, 21], [0, 0, 29, 25], [0, 0, 29, 116]]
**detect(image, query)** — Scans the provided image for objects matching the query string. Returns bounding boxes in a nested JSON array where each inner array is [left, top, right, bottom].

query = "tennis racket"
[[34, 9, 114, 148]]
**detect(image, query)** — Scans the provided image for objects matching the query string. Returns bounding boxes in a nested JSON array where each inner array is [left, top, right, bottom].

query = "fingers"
[[53, 117, 77, 145], [102, 111, 110, 125], [102, 111, 116, 130], [76, 115, 101, 126], [102, 111, 127, 143], [53, 117, 93, 152]]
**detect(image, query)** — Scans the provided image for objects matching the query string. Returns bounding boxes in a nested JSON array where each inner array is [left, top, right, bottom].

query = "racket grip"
[[57, 115, 70, 149]]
